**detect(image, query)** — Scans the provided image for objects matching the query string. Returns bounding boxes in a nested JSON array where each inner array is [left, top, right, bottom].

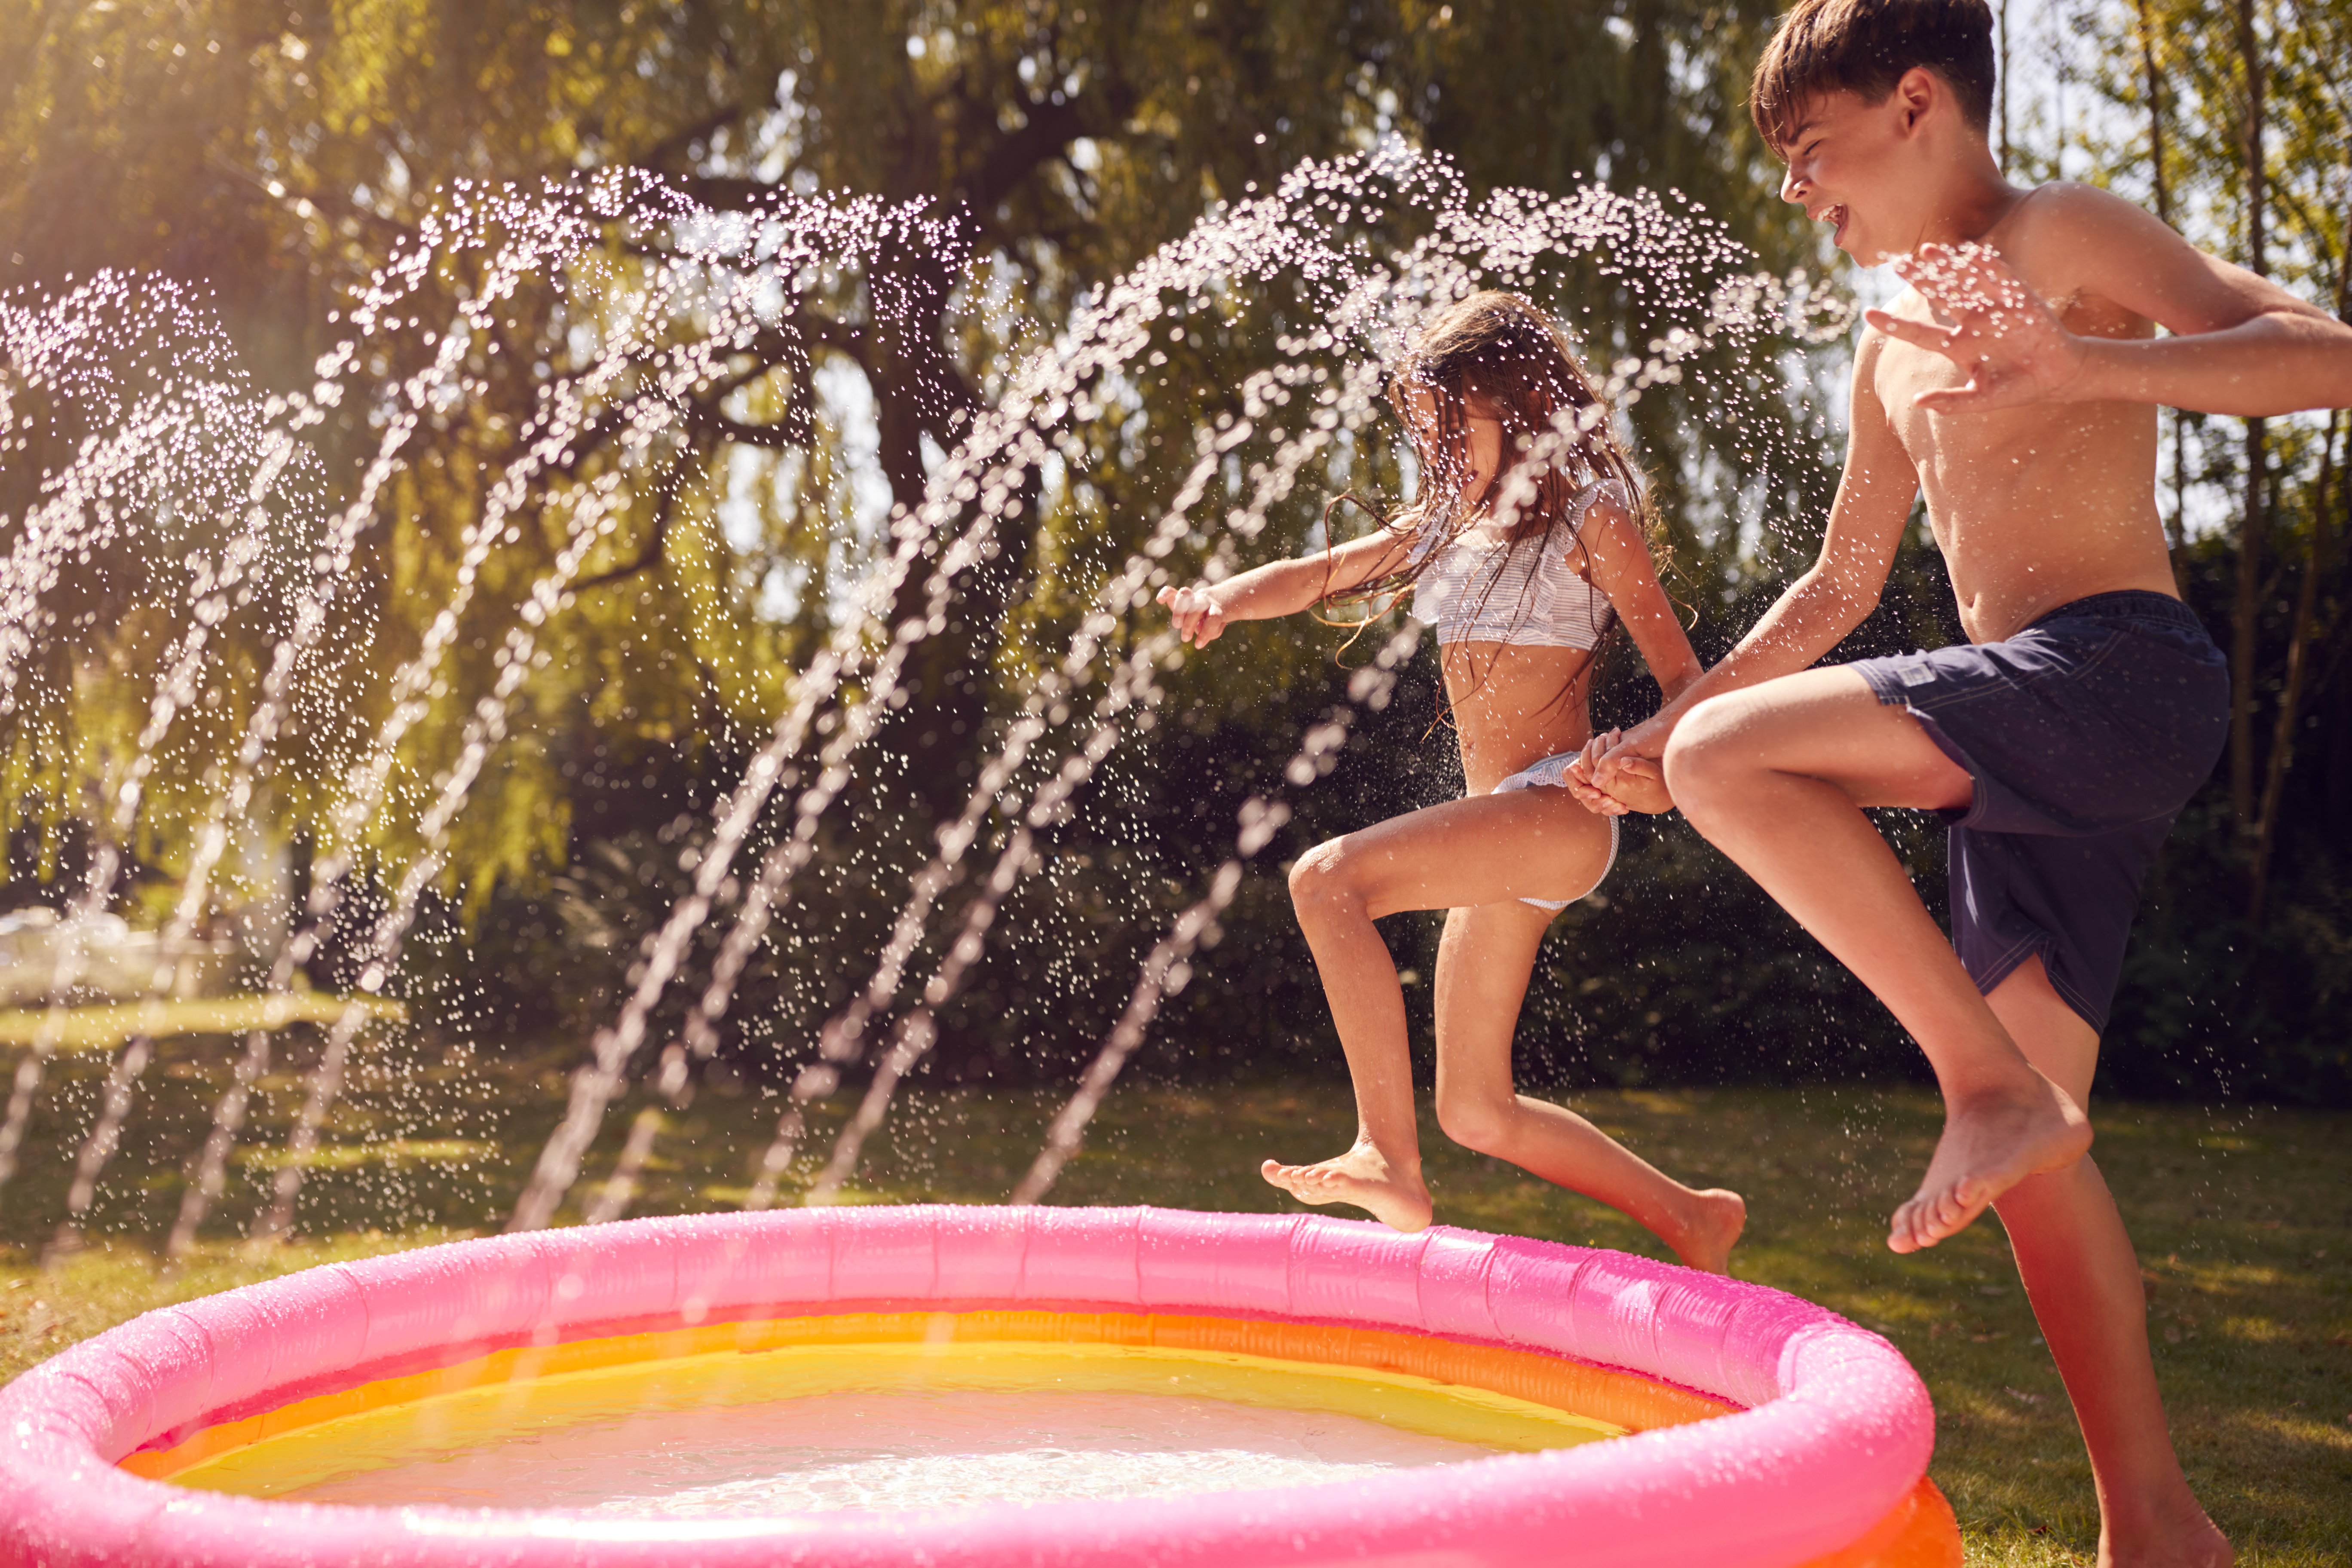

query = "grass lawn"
[[0, 993, 404, 1050], [2, 1028, 2346, 1564]]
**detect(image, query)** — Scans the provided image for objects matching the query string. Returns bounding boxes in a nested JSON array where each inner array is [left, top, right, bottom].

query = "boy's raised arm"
[[1870, 185, 2352, 419], [1580, 335, 1918, 801]]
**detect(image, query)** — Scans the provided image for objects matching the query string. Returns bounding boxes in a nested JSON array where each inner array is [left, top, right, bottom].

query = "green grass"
[[2, 1029, 2346, 1563], [0, 992, 404, 1050]]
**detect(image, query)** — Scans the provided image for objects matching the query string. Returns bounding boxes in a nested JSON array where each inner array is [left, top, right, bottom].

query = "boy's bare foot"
[[1890, 1074, 2092, 1254], [1261, 1143, 1433, 1233], [1671, 1188, 1748, 1274], [2100, 1503, 2233, 1568]]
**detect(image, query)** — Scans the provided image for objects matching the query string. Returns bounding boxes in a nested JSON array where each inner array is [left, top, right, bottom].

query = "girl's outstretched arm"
[[1158, 530, 1414, 648]]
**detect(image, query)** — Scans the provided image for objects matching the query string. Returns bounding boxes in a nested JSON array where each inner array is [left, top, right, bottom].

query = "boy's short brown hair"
[[1750, 0, 1997, 153]]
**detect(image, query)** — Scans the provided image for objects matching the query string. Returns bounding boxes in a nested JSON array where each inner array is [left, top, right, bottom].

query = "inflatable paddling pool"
[[0, 1206, 1960, 1566]]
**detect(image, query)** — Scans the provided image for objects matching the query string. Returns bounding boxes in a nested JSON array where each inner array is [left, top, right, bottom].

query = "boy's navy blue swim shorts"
[[1850, 591, 2227, 1034]]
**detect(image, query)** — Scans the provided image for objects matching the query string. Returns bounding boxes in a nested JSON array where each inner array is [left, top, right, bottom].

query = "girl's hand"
[[1158, 583, 1230, 648], [1586, 714, 1668, 800], [1565, 731, 1632, 818], [1570, 729, 1676, 816]]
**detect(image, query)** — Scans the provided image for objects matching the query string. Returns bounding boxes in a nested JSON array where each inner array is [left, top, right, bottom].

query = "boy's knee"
[[1434, 1089, 1512, 1156], [1287, 839, 1360, 923], [1662, 697, 1743, 821]]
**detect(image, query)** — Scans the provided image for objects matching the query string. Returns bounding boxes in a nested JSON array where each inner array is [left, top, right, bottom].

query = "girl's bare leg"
[[1263, 810, 1454, 1233], [1267, 786, 1742, 1266], [1430, 897, 1746, 1272]]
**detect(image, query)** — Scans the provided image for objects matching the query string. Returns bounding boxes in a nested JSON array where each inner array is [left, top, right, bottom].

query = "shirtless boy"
[[1577, 0, 2352, 1560]]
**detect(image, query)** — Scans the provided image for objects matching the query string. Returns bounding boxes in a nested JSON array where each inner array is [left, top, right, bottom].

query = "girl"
[[1157, 291, 1745, 1272]]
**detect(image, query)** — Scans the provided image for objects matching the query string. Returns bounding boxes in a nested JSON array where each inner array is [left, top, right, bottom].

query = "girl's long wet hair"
[[1318, 290, 1660, 708]]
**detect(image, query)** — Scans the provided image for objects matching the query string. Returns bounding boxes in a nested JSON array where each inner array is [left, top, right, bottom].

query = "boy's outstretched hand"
[[1158, 583, 1229, 647], [1866, 242, 2090, 413]]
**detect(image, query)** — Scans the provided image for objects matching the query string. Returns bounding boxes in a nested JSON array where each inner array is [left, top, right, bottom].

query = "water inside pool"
[[277, 1387, 1506, 1514]]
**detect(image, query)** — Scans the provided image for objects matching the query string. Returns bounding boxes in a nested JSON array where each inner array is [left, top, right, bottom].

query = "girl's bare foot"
[[1669, 1187, 1747, 1274], [1890, 1074, 2092, 1254], [1261, 1143, 1433, 1233]]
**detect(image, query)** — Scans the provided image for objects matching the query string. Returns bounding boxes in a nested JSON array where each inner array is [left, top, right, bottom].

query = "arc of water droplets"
[[576, 718, 859, 1225], [712, 162, 1819, 1216], [218, 227, 734, 1238], [576, 152, 1822, 1216], [784, 198, 1725, 1204], [565, 186, 1424, 1220], [773, 368, 1372, 1207], [248, 365, 731, 1243], [0, 340, 294, 1198], [240, 432, 679, 1240], [0, 215, 594, 1215], [6, 146, 1847, 1240], [0, 541, 228, 1193], [0, 278, 255, 715], [37, 185, 640, 1240], [510, 385, 1072, 1231], [239, 175, 965, 1242], [162, 389, 574, 1249], [12, 179, 883, 1250], [504, 150, 1427, 1228], [46, 462, 303, 1258], [507, 416, 1054, 1233], [595, 622, 1155, 1218], [239, 471, 631, 1244], [1011, 629, 1421, 1206], [226, 177, 975, 1243], [577, 753, 817, 1230], [793, 656, 1157, 1208], [156, 386, 479, 1257]]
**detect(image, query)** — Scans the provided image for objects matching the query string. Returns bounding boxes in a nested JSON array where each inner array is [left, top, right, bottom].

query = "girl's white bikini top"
[[1406, 478, 1626, 649]]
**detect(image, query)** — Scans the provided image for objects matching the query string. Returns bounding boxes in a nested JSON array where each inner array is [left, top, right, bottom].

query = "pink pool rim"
[[0, 1206, 1956, 1566]]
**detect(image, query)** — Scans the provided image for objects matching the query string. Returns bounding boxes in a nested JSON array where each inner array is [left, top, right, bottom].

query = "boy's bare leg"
[[1664, 667, 2092, 1250], [1988, 960, 2230, 1568], [1430, 896, 1747, 1272]]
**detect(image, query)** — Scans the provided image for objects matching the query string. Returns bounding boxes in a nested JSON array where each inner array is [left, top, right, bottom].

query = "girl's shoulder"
[[1556, 475, 1636, 547], [1572, 475, 1636, 520]]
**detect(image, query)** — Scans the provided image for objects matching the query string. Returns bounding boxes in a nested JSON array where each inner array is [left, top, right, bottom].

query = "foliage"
[[2060, 0, 2352, 1103], [0, 0, 2346, 1106]]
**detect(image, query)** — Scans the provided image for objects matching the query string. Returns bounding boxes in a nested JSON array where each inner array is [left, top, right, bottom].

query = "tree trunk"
[[2137, 0, 2187, 566], [2249, 413, 2338, 922], [2245, 202, 2352, 922], [2227, 0, 2266, 829], [865, 224, 1041, 821], [1998, 0, 2010, 169]]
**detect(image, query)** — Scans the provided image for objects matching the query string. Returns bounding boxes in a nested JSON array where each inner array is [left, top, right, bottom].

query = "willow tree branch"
[[574, 451, 692, 593]]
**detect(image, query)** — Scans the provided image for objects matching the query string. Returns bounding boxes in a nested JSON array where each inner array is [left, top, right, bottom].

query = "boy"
[[1577, 0, 2352, 1561]]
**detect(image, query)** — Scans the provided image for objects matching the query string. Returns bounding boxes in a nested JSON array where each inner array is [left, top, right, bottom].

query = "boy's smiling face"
[[1774, 74, 1943, 266]]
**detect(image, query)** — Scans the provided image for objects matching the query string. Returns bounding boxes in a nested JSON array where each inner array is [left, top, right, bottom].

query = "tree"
[[2081, 0, 2352, 1098], [2, 0, 1822, 894]]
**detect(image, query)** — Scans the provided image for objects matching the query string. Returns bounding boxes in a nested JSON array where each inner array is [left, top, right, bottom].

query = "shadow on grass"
[[2, 1032, 2346, 1563]]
